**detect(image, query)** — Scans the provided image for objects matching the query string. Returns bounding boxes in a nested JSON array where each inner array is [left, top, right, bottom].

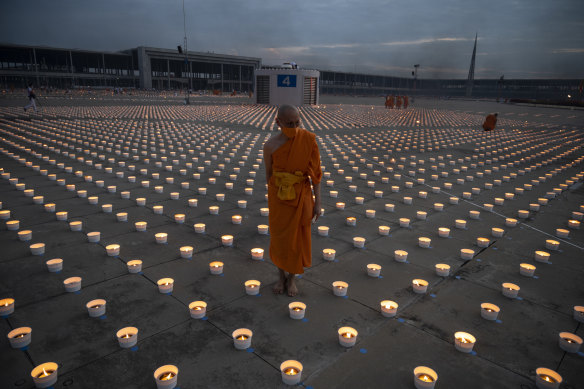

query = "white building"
[[255, 66, 320, 106]]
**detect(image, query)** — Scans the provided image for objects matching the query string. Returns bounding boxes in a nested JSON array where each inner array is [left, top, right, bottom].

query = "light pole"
[[182, 0, 190, 104], [412, 64, 419, 101]]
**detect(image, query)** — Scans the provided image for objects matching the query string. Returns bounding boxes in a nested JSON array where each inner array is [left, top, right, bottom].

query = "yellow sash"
[[273, 171, 306, 200]]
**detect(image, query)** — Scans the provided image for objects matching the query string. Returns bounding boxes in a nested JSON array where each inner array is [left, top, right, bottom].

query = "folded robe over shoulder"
[[268, 127, 322, 274]]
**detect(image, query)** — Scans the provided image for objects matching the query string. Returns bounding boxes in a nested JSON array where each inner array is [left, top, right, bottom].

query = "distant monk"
[[396, 96, 402, 109], [403, 95, 409, 109], [482, 113, 498, 131], [263, 105, 322, 296]]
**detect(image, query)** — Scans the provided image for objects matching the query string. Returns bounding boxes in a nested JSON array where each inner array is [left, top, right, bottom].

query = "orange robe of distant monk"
[[396, 96, 402, 109], [268, 127, 322, 274], [388, 96, 394, 109], [483, 114, 497, 131], [403, 96, 409, 109]]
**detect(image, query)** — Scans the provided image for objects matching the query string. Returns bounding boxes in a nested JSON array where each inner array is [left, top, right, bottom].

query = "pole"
[[183, 0, 190, 104]]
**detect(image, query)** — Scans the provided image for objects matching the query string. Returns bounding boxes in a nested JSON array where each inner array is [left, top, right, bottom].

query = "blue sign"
[[277, 75, 297, 87]]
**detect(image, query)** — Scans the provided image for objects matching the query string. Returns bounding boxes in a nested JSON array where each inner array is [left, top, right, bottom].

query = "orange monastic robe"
[[268, 128, 322, 274], [482, 114, 497, 131]]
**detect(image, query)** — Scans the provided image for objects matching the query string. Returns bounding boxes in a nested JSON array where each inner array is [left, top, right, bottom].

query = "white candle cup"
[[338, 327, 358, 347], [127, 260, 142, 273], [530, 203, 541, 212], [194, 223, 206, 233], [232, 215, 242, 225], [568, 220, 580, 229], [238, 200, 247, 208], [251, 248, 264, 260], [520, 263, 536, 277], [484, 203, 494, 212], [460, 249, 474, 260], [56, 211, 68, 221], [366, 209, 376, 218], [30, 243, 45, 256], [367, 264, 382, 277], [245, 280, 261, 295], [418, 237, 431, 248], [260, 208, 269, 216], [469, 210, 480, 220], [174, 214, 185, 224], [322, 249, 336, 261], [414, 366, 438, 389], [534, 250, 550, 263], [106, 244, 120, 257], [135, 221, 147, 232], [399, 218, 410, 228], [288, 302, 306, 320], [353, 236, 365, 248], [502, 283, 520, 298], [476, 237, 490, 248], [209, 261, 224, 275], [491, 228, 505, 238], [31, 362, 59, 388], [18, 230, 31, 241], [556, 229, 569, 238], [7, 327, 32, 349], [455, 219, 466, 229], [332, 281, 348, 296], [317, 226, 330, 237], [454, 331, 476, 353], [221, 235, 233, 246], [480, 303, 500, 321], [6, 220, 20, 231], [538, 198, 549, 206], [412, 279, 429, 294], [346, 217, 357, 227], [189, 301, 207, 319], [435, 264, 450, 277], [46, 258, 63, 272], [63, 277, 82, 292], [209, 206, 219, 215], [86, 299, 106, 317], [385, 203, 395, 212], [154, 186, 164, 194], [116, 327, 138, 348], [232, 328, 253, 350], [257, 224, 269, 235], [154, 365, 178, 389], [180, 246, 193, 259], [355, 196, 364, 205], [545, 240, 560, 251], [280, 360, 303, 386], [535, 368, 562, 389], [558, 332, 582, 353], [157, 278, 174, 293], [116, 212, 128, 222], [33, 196, 44, 205], [449, 197, 459, 205], [170, 192, 180, 200], [394, 250, 408, 263], [0, 298, 15, 316], [69, 221, 82, 232], [380, 300, 398, 318], [102, 204, 112, 213], [573, 306, 584, 323], [329, 190, 338, 198], [244, 188, 253, 196], [403, 196, 413, 205], [505, 218, 518, 228], [86, 231, 100, 243], [438, 228, 450, 238], [378, 225, 390, 236], [155, 233, 168, 244]]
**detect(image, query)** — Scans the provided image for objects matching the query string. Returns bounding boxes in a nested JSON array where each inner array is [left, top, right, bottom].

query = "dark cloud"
[[0, 0, 582, 78]]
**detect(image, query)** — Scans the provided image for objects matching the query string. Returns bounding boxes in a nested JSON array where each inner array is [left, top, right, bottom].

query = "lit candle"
[[245, 280, 261, 295], [221, 235, 233, 246], [127, 259, 142, 273], [501, 282, 520, 298], [189, 301, 207, 319], [288, 302, 306, 319], [232, 328, 252, 350], [534, 250, 550, 263], [209, 261, 224, 275], [180, 246, 193, 259], [435, 263, 450, 277], [378, 225, 390, 236], [135, 221, 147, 232], [322, 248, 336, 261], [535, 368, 562, 388], [338, 327, 358, 347], [63, 277, 82, 292], [380, 300, 398, 318], [155, 232, 168, 244], [460, 248, 474, 260], [558, 332, 582, 353], [519, 263, 536, 277], [413, 366, 438, 389], [194, 223, 206, 233], [7, 327, 32, 349], [280, 360, 303, 385], [106, 244, 120, 256], [257, 224, 269, 235], [394, 250, 408, 263], [454, 331, 476, 353], [365, 209, 376, 218], [209, 205, 219, 215], [353, 236, 366, 248], [480, 303, 500, 321], [232, 215, 242, 224], [46, 258, 63, 272], [545, 239, 560, 251], [332, 281, 348, 296], [31, 362, 58, 387], [366, 264, 382, 277], [491, 227, 505, 238], [86, 299, 107, 317], [418, 237, 431, 248], [251, 248, 264, 260], [260, 208, 269, 216], [174, 214, 185, 224], [0, 298, 15, 315], [412, 279, 429, 294]]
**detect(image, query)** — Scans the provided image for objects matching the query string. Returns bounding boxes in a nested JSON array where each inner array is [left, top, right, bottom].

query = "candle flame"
[[342, 332, 354, 338], [284, 368, 298, 375]]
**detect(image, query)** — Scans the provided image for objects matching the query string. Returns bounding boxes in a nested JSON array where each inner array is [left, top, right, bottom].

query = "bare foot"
[[286, 275, 298, 297], [273, 279, 285, 294]]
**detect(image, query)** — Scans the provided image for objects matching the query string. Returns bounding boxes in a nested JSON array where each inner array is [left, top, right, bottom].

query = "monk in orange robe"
[[264, 105, 322, 296], [403, 96, 409, 109], [482, 113, 498, 131], [396, 96, 402, 109]]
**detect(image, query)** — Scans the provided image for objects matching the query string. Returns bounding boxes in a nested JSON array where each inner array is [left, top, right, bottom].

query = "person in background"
[[483, 113, 498, 131], [24, 82, 37, 112]]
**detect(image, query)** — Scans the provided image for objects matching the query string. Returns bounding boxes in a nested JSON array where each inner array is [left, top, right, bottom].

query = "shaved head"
[[276, 104, 300, 129]]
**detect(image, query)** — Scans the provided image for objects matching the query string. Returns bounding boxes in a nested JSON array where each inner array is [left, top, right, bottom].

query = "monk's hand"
[[312, 201, 321, 223]]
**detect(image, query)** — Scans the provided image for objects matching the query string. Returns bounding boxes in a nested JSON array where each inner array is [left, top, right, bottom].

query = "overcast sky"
[[1, 0, 583, 79]]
